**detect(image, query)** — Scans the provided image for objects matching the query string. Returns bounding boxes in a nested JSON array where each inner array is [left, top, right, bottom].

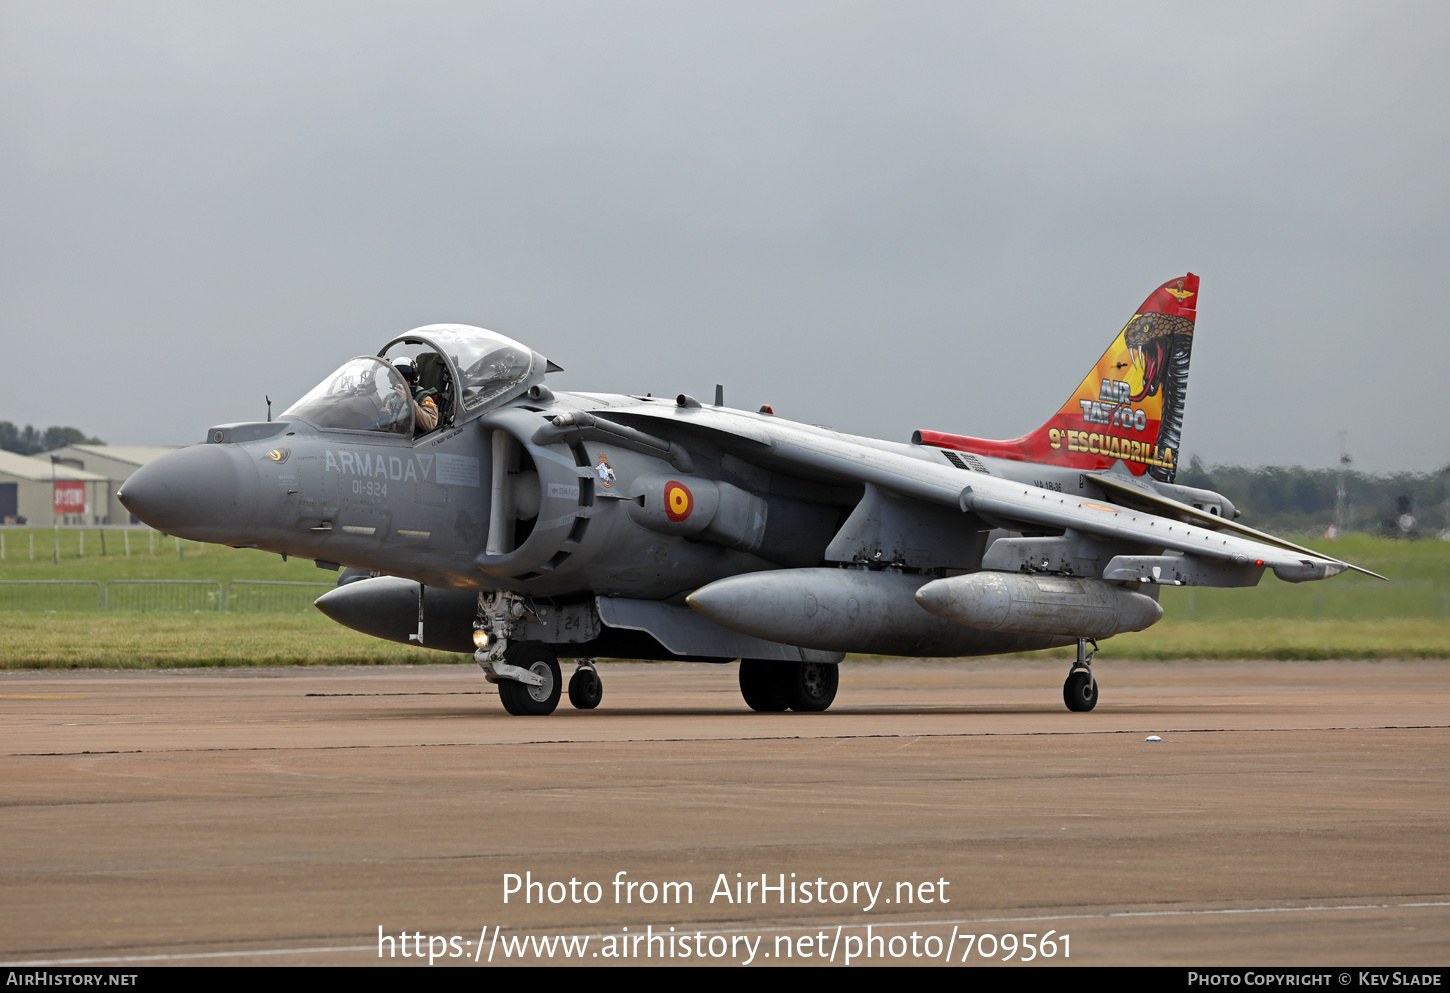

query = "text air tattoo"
[[119, 277, 1381, 716]]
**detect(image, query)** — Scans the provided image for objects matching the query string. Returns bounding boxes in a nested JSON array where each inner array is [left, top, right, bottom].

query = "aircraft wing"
[[596, 403, 1367, 586], [1084, 470, 1386, 580], [953, 479, 1351, 582]]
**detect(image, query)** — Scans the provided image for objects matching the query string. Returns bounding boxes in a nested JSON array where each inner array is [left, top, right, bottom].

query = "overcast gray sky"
[[3, 2, 1447, 472]]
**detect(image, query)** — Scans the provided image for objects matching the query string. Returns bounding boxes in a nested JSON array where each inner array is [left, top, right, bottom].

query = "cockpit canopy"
[[391, 325, 542, 413], [282, 356, 413, 436], [282, 325, 556, 435]]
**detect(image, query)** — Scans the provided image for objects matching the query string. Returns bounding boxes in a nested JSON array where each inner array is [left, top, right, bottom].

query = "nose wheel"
[[495, 643, 562, 716], [568, 660, 603, 710], [1063, 638, 1099, 713]]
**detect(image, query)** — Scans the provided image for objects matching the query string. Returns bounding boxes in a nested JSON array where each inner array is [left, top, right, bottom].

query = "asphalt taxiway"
[[0, 658, 1445, 966]]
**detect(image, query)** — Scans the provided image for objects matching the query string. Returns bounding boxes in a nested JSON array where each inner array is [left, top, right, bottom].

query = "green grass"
[[0, 613, 449, 669], [0, 528, 333, 582], [1028, 619, 1450, 661], [995, 534, 1450, 660], [2, 529, 1449, 668], [1158, 533, 1450, 622], [0, 528, 440, 668]]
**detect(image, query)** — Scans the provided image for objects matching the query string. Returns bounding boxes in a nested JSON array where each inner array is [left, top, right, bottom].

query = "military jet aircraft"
[[119, 274, 1378, 716]]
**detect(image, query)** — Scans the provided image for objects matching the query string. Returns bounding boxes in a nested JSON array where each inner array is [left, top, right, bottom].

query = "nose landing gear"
[[1064, 638, 1099, 712], [494, 642, 562, 716]]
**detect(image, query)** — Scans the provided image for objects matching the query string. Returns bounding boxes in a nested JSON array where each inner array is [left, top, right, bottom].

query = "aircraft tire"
[[1063, 668, 1098, 712], [568, 667, 603, 710], [738, 660, 789, 713], [781, 660, 839, 713], [497, 643, 561, 716]]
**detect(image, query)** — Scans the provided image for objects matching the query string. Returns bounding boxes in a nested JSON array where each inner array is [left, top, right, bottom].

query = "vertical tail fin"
[[914, 273, 1198, 483]]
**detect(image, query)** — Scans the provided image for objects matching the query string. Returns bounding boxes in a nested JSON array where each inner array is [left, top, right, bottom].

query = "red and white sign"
[[53, 480, 87, 516]]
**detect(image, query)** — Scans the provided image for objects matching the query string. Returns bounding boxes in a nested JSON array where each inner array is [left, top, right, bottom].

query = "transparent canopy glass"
[[282, 357, 412, 435], [400, 327, 537, 411]]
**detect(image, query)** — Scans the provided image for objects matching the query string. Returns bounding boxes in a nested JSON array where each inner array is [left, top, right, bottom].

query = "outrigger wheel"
[[568, 660, 603, 710], [1063, 637, 1099, 713], [497, 642, 562, 716]]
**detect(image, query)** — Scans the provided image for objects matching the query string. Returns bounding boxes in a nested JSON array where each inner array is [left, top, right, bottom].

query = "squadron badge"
[[596, 454, 616, 488]]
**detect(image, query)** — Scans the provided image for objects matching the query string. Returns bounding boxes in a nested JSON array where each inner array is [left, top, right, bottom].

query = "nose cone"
[[119, 445, 261, 542]]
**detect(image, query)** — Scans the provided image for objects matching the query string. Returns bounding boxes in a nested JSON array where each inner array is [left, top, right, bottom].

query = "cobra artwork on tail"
[[1123, 289, 1195, 480], [914, 273, 1199, 483]]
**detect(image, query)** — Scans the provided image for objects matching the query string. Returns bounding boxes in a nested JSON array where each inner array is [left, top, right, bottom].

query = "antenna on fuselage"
[[714, 384, 724, 407], [266, 396, 272, 422]]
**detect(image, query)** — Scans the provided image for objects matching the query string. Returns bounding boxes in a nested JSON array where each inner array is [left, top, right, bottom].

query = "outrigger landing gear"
[[1063, 638, 1099, 713], [568, 659, 603, 710]]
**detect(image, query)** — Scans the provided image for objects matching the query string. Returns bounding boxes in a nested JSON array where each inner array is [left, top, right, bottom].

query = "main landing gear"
[[1063, 638, 1099, 712], [739, 659, 840, 713]]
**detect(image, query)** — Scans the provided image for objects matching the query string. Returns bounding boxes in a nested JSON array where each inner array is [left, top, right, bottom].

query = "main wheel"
[[497, 643, 561, 716], [1063, 668, 1098, 712], [568, 666, 603, 710], [738, 660, 788, 712], [781, 660, 839, 713]]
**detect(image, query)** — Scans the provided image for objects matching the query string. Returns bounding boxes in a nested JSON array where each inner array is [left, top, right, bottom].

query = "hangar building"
[[0, 445, 180, 525], [0, 451, 110, 525], [42, 445, 181, 524]]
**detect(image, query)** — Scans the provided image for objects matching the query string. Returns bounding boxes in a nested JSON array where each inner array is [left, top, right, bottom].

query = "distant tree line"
[[0, 423, 104, 456], [1178, 456, 1450, 535]]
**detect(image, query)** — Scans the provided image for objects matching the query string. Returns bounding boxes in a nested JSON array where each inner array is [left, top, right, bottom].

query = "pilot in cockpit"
[[391, 356, 439, 435]]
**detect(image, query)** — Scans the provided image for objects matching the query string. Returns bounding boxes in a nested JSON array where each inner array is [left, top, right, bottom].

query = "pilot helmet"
[[392, 355, 417, 383]]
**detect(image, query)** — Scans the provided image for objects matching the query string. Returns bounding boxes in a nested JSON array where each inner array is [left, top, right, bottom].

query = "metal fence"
[[225, 581, 334, 614], [104, 580, 225, 612], [0, 580, 103, 611], [0, 579, 332, 613]]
